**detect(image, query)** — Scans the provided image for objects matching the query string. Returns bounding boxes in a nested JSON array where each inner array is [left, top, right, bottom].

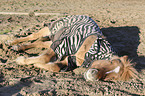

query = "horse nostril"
[[90, 69, 98, 74]]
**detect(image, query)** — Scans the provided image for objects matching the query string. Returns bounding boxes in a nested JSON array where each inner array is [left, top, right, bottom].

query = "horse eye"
[[111, 59, 122, 64]]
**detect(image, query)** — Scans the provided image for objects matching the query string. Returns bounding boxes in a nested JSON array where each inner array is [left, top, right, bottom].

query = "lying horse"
[[8, 15, 138, 81]]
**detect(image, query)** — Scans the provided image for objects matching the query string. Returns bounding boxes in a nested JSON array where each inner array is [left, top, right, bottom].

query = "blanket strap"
[[60, 56, 77, 72]]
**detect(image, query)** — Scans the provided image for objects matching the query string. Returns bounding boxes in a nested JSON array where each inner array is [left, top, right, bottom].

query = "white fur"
[[105, 66, 120, 74], [84, 69, 98, 81]]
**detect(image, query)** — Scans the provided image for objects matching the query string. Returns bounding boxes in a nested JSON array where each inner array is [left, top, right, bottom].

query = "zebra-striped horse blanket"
[[48, 15, 115, 68]]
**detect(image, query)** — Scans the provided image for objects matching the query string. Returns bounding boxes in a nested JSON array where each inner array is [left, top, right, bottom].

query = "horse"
[[7, 15, 138, 81]]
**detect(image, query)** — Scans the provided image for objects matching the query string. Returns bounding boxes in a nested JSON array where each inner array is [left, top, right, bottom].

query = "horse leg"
[[12, 41, 52, 51], [34, 63, 61, 72], [8, 27, 50, 45], [33, 58, 68, 72], [16, 48, 55, 65]]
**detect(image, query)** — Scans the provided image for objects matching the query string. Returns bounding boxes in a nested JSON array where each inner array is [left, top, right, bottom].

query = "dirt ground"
[[0, 0, 145, 95]]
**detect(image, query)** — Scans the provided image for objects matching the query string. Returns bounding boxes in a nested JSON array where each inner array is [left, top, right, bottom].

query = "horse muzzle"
[[84, 68, 98, 81]]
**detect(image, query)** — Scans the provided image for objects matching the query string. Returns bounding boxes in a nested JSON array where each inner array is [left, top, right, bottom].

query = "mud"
[[0, 0, 145, 95]]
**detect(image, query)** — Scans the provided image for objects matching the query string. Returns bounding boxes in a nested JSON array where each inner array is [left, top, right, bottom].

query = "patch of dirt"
[[0, 0, 145, 95]]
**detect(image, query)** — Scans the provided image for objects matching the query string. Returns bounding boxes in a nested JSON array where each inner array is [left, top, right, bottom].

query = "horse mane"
[[89, 56, 138, 81], [119, 57, 138, 81]]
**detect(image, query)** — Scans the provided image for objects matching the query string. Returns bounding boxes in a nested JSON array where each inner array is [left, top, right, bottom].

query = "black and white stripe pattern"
[[48, 15, 115, 67], [82, 37, 114, 67]]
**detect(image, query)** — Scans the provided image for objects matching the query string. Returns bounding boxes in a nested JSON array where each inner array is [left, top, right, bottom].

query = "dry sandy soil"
[[0, 0, 145, 95]]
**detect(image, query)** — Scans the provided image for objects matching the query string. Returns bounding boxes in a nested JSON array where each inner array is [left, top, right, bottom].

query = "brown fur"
[[90, 56, 138, 81], [8, 27, 138, 81]]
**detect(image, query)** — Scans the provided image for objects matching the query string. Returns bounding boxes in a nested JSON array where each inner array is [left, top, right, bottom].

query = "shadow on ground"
[[101, 26, 145, 71], [0, 77, 33, 96]]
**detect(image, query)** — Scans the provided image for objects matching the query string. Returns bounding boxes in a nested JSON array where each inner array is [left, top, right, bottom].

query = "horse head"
[[84, 55, 138, 81]]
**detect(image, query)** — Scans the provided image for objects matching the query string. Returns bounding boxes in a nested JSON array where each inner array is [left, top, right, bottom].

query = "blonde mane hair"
[[91, 56, 138, 81], [118, 57, 138, 81]]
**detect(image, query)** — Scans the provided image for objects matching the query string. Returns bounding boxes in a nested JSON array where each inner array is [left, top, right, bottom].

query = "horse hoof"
[[11, 45, 20, 51], [16, 56, 26, 65], [5, 40, 13, 46]]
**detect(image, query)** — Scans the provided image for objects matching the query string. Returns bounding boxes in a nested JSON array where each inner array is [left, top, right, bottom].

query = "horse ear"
[[123, 55, 128, 60], [120, 55, 128, 61]]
